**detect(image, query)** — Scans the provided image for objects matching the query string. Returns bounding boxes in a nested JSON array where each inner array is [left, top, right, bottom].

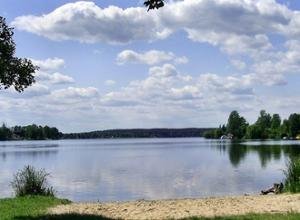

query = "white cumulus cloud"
[[11, 0, 294, 46], [117, 49, 188, 65], [35, 72, 74, 85], [31, 58, 74, 85], [51, 87, 99, 100], [12, 1, 169, 44], [31, 57, 65, 71]]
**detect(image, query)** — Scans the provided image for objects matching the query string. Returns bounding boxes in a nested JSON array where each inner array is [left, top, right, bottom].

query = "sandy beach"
[[49, 194, 300, 219]]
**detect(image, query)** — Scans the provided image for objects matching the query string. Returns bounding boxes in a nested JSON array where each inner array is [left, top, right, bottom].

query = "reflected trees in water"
[[214, 142, 300, 168]]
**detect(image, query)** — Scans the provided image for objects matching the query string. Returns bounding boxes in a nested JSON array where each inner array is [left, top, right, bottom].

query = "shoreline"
[[49, 193, 300, 219]]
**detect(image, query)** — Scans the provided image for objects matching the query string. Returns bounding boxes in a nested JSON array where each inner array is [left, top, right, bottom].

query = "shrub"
[[11, 165, 55, 197], [283, 158, 300, 193]]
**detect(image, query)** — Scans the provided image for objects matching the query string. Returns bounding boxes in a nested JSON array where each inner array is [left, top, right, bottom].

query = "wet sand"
[[49, 194, 300, 219]]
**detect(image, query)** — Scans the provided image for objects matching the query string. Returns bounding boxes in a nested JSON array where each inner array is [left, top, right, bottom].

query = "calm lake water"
[[1, 138, 300, 202]]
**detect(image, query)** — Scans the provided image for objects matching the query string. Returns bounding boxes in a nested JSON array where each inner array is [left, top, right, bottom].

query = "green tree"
[[226, 111, 248, 139], [48, 127, 62, 139], [271, 114, 281, 130], [288, 113, 300, 138], [0, 16, 38, 92], [24, 124, 40, 140], [204, 129, 216, 139], [0, 123, 12, 140], [256, 110, 272, 128], [281, 119, 290, 138], [205, 111, 300, 140], [221, 124, 226, 134], [270, 114, 281, 139], [214, 125, 225, 139], [43, 126, 52, 139], [254, 110, 272, 139]]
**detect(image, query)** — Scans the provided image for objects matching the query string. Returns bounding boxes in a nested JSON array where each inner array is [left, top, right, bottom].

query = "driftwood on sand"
[[261, 183, 284, 195]]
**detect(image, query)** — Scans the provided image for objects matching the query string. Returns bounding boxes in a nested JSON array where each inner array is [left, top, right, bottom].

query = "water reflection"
[[0, 150, 58, 160], [0, 138, 300, 202], [213, 142, 300, 168]]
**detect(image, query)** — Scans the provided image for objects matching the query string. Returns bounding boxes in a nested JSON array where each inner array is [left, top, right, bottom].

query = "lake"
[[1, 138, 300, 202]]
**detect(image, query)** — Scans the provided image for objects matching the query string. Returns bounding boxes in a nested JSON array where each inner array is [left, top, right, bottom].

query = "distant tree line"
[[204, 110, 300, 140], [0, 124, 62, 141], [63, 128, 211, 139]]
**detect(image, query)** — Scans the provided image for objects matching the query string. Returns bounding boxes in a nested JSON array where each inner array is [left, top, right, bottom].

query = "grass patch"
[[0, 196, 114, 220], [0, 196, 70, 220]]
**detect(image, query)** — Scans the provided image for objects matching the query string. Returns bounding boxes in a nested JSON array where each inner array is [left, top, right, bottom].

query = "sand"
[[49, 194, 300, 219]]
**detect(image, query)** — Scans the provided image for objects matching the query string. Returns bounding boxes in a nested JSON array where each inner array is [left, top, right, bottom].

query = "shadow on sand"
[[14, 213, 118, 220]]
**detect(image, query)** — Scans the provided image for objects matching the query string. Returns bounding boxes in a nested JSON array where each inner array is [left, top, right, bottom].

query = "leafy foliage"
[[0, 16, 38, 92], [254, 110, 272, 139], [288, 114, 300, 138], [144, 0, 164, 11], [11, 166, 55, 197], [0, 123, 12, 140], [0, 124, 62, 140], [205, 110, 300, 140], [226, 111, 248, 139], [204, 125, 226, 139]]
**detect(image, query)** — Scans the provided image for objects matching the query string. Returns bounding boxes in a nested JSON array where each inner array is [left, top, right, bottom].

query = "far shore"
[[49, 193, 300, 219]]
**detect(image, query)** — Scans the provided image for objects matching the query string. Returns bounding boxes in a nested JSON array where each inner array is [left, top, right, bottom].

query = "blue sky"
[[0, 0, 300, 132]]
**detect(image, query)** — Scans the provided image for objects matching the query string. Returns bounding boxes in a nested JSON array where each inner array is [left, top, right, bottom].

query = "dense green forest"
[[63, 128, 211, 139], [0, 126, 211, 141], [0, 124, 62, 141], [204, 110, 300, 140]]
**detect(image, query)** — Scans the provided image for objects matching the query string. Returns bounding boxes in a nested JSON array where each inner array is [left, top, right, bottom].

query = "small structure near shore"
[[220, 133, 233, 140]]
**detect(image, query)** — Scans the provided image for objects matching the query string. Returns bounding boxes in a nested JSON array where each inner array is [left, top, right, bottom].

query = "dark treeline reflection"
[[0, 149, 58, 161], [214, 142, 300, 168]]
